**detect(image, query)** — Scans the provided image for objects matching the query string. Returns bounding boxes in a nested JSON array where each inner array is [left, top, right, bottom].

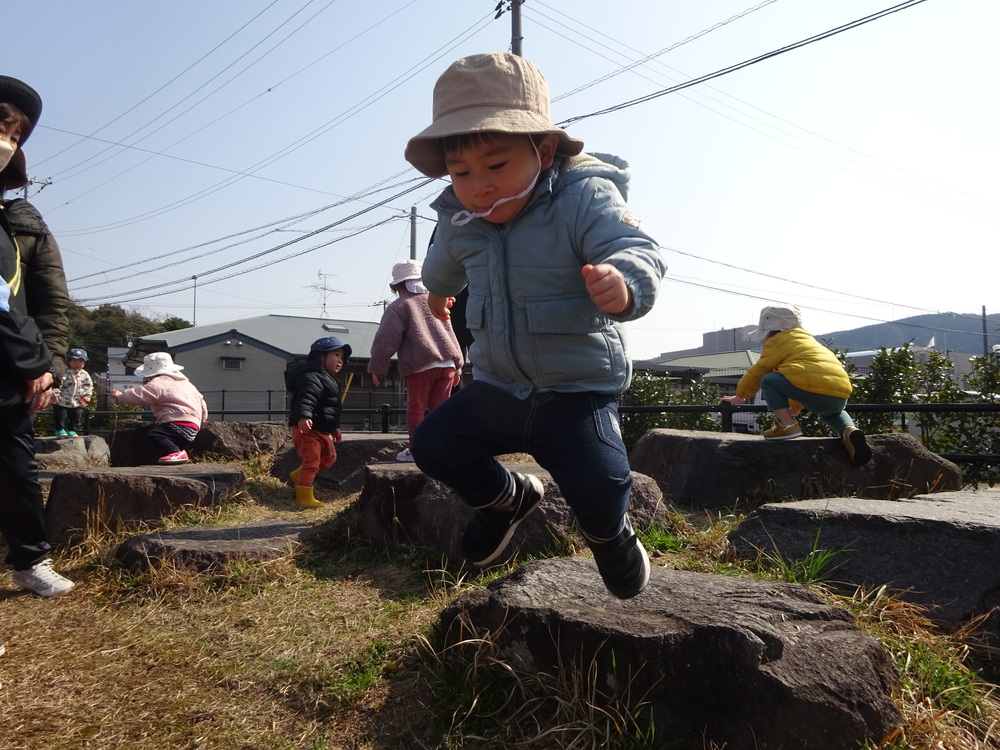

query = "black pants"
[[0, 404, 51, 570], [53, 404, 85, 432]]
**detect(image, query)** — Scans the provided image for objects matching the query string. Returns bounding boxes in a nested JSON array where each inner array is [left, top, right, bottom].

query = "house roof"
[[122, 314, 384, 367], [638, 350, 760, 379]]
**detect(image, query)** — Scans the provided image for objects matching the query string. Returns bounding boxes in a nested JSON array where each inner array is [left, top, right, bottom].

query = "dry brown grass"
[[3, 461, 1000, 749]]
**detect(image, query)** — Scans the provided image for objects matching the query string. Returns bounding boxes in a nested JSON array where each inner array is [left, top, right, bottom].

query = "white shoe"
[[396, 448, 415, 462], [12, 559, 75, 598]]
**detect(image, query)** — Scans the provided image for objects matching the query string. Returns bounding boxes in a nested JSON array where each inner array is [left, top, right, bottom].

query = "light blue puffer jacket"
[[422, 153, 666, 398]]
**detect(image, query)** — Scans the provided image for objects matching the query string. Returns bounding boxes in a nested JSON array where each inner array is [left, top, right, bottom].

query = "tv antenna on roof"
[[308, 270, 344, 319]]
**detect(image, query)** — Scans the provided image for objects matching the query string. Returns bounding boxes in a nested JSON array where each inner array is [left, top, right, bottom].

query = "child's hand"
[[721, 395, 745, 404], [298, 417, 313, 432], [111, 389, 122, 398], [81, 397, 90, 406], [371, 373, 383, 387], [333, 428, 342, 443], [582, 264, 632, 315], [427, 293, 455, 321]]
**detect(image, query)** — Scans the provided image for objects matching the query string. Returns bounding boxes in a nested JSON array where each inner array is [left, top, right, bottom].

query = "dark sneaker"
[[587, 517, 650, 599], [842, 426, 872, 465], [462, 472, 544, 566]]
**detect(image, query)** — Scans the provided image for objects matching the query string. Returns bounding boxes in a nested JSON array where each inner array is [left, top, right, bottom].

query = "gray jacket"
[[423, 153, 666, 398]]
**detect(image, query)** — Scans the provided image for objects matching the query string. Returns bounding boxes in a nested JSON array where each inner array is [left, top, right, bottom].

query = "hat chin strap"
[[450, 141, 542, 227]]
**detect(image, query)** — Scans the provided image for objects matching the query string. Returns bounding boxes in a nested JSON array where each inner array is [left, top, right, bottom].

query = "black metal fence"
[[69, 401, 1000, 465]]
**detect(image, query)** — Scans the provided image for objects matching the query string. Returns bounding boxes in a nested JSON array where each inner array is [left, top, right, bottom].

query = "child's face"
[[444, 133, 557, 224], [322, 348, 346, 376], [68, 358, 86, 370]]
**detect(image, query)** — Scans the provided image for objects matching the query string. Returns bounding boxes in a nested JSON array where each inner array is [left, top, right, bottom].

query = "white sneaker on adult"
[[12, 559, 75, 598], [396, 448, 415, 462]]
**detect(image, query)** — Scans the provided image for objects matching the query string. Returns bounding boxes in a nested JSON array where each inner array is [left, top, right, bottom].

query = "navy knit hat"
[[309, 336, 352, 360]]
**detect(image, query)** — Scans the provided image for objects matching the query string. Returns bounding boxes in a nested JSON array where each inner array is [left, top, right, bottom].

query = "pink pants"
[[405, 367, 456, 443], [292, 427, 337, 486]]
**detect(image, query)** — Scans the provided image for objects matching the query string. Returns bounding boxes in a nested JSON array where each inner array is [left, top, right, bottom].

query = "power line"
[[558, 0, 929, 127]]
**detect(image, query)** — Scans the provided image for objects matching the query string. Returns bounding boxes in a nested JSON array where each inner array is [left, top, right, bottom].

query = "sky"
[[4, 0, 998, 360]]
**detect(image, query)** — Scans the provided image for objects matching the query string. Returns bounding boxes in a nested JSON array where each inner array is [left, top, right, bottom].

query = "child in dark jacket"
[[285, 336, 350, 508]]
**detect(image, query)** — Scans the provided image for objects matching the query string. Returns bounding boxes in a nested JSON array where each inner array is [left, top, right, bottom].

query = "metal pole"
[[192, 275, 198, 326], [984, 305, 989, 358], [410, 206, 417, 260], [511, 0, 523, 56]]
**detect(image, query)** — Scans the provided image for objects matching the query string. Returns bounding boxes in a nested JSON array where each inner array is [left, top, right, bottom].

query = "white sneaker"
[[396, 448, 415, 462], [12, 559, 75, 598]]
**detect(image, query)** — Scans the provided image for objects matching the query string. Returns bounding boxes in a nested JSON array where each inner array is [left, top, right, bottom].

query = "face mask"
[[0, 140, 15, 172], [451, 140, 543, 227]]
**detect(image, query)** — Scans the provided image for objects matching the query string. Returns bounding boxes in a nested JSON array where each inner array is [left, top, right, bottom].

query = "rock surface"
[[35, 434, 110, 470], [358, 461, 669, 562], [107, 419, 289, 466], [728, 488, 1000, 638], [630, 428, 961, 509], [116, 518, 312, 572], [270, 436, 413, 493], [44, 465, 246, 544], [438, 558, 901, 749]]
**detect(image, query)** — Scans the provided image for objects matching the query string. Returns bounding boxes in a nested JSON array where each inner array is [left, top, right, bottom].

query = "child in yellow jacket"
[[722, 304, 872, 465]]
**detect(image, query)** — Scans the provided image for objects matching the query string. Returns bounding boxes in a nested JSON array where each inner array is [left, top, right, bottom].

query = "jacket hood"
[[432, 152, 632, 215]]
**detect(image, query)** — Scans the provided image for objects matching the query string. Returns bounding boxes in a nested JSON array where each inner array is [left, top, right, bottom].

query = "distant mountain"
[[817, 312, 1000, 356]]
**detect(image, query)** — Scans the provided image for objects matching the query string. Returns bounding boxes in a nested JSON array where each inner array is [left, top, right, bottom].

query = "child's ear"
[[536, 134, 559, 169]]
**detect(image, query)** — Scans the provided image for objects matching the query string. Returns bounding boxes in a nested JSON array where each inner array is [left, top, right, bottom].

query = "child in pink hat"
[[368, 259, 463, 462]]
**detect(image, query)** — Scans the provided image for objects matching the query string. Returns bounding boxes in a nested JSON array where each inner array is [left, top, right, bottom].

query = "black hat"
[[0, 75, 42, 144], [309, 336, 352, 360]]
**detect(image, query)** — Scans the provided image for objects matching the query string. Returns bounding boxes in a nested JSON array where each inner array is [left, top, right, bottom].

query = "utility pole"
[[22, 176, 52, 199], [511, 0, 523, 56], [410, 206, 417, 260], [984, 305, 989, 358], [191, 275, 198, 326], [495, 0, 524, 56]]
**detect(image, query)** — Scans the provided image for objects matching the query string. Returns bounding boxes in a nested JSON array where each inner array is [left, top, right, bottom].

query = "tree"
[[65, 302, 191, 373]]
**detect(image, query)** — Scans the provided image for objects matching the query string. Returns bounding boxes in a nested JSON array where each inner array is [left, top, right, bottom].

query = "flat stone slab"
[[45, 464, 246, 545], [358, 461, 667, 562], [116, 519, 313, 572], [728, 489, 1000, 637]]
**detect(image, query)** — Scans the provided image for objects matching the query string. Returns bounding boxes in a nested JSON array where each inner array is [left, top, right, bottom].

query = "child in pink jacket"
[[368, 259, 463, 462], [111, 352, 208, 465]]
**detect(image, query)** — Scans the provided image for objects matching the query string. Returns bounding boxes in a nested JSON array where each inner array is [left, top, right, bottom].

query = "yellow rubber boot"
[[289, 465, 302, 485], [295, 485, 325, 509]]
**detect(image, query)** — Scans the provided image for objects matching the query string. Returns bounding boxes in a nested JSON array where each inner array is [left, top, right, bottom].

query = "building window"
[[221, 357, 244, 371]]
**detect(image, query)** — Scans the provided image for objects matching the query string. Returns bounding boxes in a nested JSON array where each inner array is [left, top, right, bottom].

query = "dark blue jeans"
[[411, 381, 632, 539]]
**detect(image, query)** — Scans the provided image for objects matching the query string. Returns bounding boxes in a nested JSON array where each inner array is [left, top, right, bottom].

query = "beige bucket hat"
[[404, 52, 585, 178], [749, 304, 804, 343]]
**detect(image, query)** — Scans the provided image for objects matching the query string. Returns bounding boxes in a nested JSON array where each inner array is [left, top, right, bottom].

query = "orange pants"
[[292, 427, 337, 486]]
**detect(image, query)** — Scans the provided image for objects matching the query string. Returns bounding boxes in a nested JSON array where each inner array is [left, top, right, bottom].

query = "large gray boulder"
[[107, 420, 289, 466], [270, 436, 411, 493], [35, 434, 110, 470], [630, 429, 960, 509], [44, 465, 245, 544], [728, 489, 1000, 639], [438, 559, 901, 749], [358, 461, 668, 562]]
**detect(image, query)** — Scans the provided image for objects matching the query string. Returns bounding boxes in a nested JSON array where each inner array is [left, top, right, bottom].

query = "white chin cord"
[[450, 142, 542, 227]]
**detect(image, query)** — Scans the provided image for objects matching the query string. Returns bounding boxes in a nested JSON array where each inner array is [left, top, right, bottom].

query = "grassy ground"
[[2, 456, 999, 749]]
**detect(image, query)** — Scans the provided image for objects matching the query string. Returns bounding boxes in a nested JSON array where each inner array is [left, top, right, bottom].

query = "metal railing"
[[61, 402, 1000, 464]]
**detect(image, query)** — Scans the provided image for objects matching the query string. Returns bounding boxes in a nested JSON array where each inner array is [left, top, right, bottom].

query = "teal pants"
[[759, 372, 854, 435]]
